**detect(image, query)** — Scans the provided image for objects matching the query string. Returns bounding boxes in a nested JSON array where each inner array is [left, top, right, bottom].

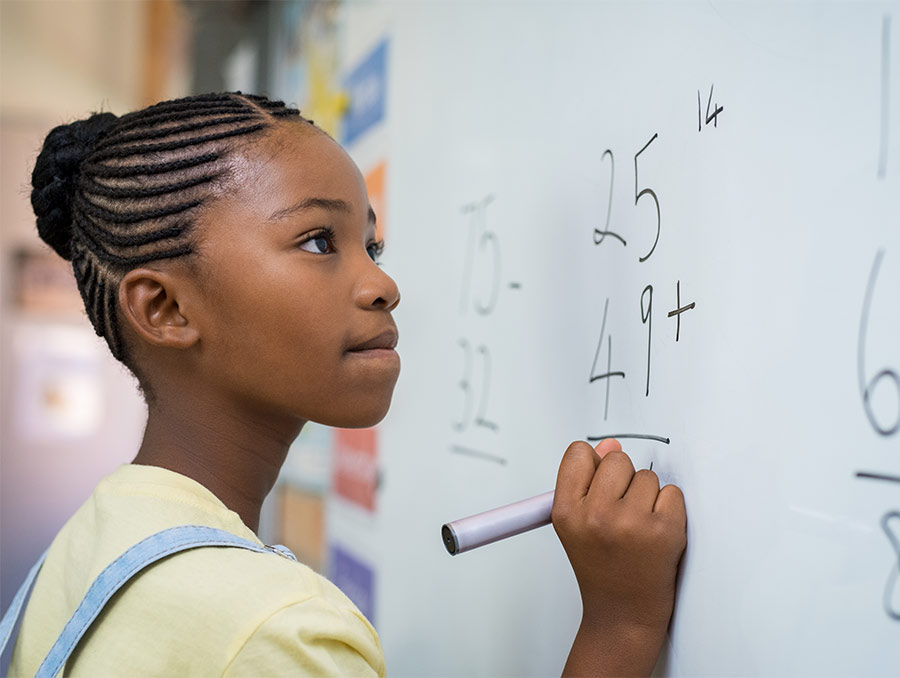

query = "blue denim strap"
[[0, 548, 49, 674], [26, 525, 295, 678]]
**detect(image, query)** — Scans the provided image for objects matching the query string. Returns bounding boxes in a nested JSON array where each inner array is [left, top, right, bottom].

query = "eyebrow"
[[268, 197, 377, 225]]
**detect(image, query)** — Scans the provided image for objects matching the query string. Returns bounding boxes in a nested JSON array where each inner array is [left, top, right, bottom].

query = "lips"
[[347, 329, 398, 352]]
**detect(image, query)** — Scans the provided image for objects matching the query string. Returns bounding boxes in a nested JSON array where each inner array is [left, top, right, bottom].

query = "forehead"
[[222, 124, 369, 216]]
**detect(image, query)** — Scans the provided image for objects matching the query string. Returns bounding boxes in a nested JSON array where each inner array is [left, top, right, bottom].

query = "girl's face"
[[186, 123, 401, 428]]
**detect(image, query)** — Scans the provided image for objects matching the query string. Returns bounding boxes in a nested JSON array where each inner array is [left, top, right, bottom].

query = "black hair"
[[30, 92, 311, 391]]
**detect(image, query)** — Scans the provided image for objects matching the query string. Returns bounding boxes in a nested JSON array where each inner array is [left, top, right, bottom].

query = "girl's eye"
[[367, 239, 385, 263], [298, 230, 334, 255]]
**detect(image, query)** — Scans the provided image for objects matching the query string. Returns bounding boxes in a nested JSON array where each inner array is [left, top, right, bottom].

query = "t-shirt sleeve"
[[222, 595, 385, 678]]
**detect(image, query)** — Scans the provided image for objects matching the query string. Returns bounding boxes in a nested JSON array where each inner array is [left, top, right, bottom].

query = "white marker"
[[441, 491, 555, 555]]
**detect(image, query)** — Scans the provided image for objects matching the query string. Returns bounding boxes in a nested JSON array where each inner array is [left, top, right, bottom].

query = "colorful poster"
[[342, 39, 388, 146], [332, 427, 378, 511], [329, 543, 376, 625]]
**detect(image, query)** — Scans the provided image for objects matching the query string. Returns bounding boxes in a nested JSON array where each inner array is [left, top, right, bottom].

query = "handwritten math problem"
[[585, 108, 706, 440], [444, 30, 897, 624], [448, 85, 724, 462], [450, 195, 515, 465], [449, 85, 724, 460]]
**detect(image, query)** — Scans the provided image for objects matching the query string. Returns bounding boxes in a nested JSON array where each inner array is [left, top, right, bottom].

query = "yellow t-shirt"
[[9, 464, 385, 677]]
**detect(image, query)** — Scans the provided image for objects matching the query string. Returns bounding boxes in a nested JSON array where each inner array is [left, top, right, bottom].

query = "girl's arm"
[[552, 440, 687, 677]]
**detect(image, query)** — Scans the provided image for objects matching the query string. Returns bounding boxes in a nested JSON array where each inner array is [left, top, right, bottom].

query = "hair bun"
[[30, 112, 118, 260]]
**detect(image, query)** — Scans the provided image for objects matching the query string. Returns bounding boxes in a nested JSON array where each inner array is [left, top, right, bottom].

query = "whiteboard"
[[335, 2, 900, 675]]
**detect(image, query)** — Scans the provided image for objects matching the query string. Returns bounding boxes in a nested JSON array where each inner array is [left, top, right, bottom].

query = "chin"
[[313, 395, 394, 429]]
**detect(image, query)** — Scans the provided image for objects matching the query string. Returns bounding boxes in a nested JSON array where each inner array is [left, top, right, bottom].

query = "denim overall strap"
[[32, 525, 296, 678], [0, 548, 49, 672]]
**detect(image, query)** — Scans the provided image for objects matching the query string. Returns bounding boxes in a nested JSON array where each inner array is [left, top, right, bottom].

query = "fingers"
[[593, 437, 622, 459], [555, 441, 601, 505], [557, 439, 676, 517], [654, 483, 686, 523], [586, 450, 635, 502], [622, 469, 661, 511]]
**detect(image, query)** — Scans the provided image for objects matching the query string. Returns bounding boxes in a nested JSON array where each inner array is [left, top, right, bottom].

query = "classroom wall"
[[0, 0, 166, 611], [0, 0, 318, 609]]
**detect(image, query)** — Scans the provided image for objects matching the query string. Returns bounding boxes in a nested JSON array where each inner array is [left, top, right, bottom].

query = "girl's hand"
[[552, 439, 687, 677]]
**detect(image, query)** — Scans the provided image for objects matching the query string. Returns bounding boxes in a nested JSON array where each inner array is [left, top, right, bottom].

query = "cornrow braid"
[[249, 96, 302, 118], [97, 103, 253, 137], [31, 92, 312, 379], [82, 152, 221, 178], [93, 114, 260, 150], [88, 122, 268, 162]]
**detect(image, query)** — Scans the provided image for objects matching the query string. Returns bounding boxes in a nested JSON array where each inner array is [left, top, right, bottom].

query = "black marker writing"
[[698, 83, 724, 131], [667, 279, 696, 342], [641, 284, 654, 396], [453, 339, 499, 433], [450, 444, 507, 466], [880, 15, 891, 179], [594, 149, 626, 247], [588, 434, 670, 444], [857, 471, 900, 484], [881, 511, 900, 621], [634, 134, 661, 263], [590, 297, 625, 420], [460, 195, 501, 316], [858, 249, 899, 436]]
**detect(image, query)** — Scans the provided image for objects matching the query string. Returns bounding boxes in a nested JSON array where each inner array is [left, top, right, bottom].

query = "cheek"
[[199, 255, 348, 386], [220, 276, 343, 362]]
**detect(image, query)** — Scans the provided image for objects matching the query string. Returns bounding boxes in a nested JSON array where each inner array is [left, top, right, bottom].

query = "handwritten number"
[[705, 84, 723, 127], [474, 345, 499, 430], [879, 15, 890, 179], [881, 511, 900, 620], [634, 134, 661, 263], [641, 285, 653, 396], [589, 298, 626, 420], [593, 150, 626, 247], [475, 229, 501, 315], [698, 84, 724, 131], [453, 339, 498, 432], [698, 90, 702, 132], [453, 339, 474, 431], [459, 196, 500, 316], [858, 249, 900, 436]]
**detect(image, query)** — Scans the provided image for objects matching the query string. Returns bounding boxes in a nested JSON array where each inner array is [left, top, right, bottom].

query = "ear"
[[118, 268, 201, 350]]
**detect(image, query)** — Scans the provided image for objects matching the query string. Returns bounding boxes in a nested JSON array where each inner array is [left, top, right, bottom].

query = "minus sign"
[[508, 282, 522, 289], [855, 471, 900, 484], [587, 433, 671, 445], [451, 445, 508, 465]]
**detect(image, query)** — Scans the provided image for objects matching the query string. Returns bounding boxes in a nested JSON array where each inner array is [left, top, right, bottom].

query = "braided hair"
[[30, 92, 310, 381]]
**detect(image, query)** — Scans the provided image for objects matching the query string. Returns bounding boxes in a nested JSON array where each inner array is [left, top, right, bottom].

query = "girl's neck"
[[132, 391, 304, 533]]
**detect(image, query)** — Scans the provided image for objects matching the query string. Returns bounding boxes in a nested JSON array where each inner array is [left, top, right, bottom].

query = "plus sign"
[[667, 280, 695, 342]]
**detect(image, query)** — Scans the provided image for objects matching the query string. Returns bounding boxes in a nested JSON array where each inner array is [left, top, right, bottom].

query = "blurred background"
[[0, 0, 353, 614]]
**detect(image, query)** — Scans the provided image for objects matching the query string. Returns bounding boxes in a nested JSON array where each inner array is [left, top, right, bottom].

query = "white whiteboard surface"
[[337, 3, 900, 676]]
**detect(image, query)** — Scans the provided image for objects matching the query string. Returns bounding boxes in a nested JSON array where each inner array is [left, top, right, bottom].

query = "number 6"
[[858, 249, 900, 436]]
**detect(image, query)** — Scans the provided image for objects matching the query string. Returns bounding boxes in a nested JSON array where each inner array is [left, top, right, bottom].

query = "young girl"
[[4, 93, 686, 677]]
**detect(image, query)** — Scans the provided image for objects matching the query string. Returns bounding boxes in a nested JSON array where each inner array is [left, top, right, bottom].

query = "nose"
[[355, 259, 401, 312]]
